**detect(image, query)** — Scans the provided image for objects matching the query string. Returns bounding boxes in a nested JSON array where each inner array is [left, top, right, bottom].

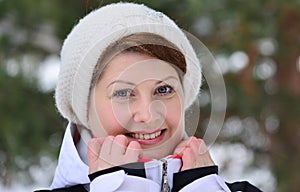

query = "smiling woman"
[[35, 2, 262, 192], [89, 51, 185, 160]]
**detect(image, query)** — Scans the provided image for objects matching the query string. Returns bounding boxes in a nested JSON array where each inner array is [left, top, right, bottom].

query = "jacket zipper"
[[161, 158, 170, 192]]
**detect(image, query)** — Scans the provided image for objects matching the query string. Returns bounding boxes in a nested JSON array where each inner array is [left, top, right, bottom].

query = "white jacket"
[[50, 123, 231, 192]]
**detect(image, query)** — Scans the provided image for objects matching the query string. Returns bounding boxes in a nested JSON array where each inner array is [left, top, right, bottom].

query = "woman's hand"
[[174, 136, 215, 171], [87, 135, 142, 174]]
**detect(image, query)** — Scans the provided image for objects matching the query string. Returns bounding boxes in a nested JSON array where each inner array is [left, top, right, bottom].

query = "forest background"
[[0, 0, 299, 191]]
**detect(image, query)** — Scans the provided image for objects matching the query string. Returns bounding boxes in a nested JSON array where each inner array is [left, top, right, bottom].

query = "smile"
[[126, 129, 167, 145], [129, 130, 163, 140]]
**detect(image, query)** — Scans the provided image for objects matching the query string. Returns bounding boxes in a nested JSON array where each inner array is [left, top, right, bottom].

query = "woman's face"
[[88, 52, 185, 159]]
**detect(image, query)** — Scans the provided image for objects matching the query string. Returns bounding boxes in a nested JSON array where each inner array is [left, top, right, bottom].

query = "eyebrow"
[[106, 76, 179, 88], [106, 80, 136, 88]]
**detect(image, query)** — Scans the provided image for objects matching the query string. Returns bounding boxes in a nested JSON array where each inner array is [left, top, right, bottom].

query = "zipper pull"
[[161, 158, 170, 192]]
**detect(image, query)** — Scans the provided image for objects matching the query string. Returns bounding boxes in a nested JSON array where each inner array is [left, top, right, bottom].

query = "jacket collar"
[[50, 123, 183, 189], [51, 123, 90, 189]]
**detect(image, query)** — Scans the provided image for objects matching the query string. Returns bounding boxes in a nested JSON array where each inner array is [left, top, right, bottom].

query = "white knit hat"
[[55, 2, 202, 128]]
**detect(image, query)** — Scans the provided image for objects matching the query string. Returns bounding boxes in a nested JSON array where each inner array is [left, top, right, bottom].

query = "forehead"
[[101, 52, 180, 83]]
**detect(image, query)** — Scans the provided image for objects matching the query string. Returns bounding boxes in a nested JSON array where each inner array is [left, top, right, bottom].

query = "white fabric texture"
[[179, 174, 231, 192], [55, 2, 202, 128], [51, 123, 89, 189]]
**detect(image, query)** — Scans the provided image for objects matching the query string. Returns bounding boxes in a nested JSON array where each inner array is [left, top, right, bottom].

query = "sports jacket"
[[35, 123, 262, 192]]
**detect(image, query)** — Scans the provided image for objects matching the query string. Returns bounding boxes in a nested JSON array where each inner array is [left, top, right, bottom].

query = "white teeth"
[[139, 133, 144, 140], [150, 133, 155, 139], [155, 131, 160, 137], [134, 133, 139, 139], [144, 134, 150, 140], [130, 131, 162, 140]]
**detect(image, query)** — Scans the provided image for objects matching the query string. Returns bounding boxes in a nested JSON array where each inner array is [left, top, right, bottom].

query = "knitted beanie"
[[55, 2, 202, 128]]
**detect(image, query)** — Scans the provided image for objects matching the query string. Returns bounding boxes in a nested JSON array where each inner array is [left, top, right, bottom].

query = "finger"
[[193, 139, 215, 167], [196, 151, 215, 167], [173, 139, 189, 156], [111, 135, 129, 155], [186, 137, 209, 155], [125, 141, 142, 162], [181, 148, 195, 171], [185, 136, 199, 155], [100, 136, 114, 158], [87, 138, 103, 164], [197, 139, 208, 155], [175, 137, 197, 156]]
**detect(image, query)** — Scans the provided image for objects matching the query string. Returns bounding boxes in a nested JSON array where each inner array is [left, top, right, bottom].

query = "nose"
[[131, 95, 154, 123]]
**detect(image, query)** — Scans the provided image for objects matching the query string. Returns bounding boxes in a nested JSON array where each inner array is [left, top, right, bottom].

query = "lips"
[[129, 130, 162, 140], [126, 129, 166, 145]]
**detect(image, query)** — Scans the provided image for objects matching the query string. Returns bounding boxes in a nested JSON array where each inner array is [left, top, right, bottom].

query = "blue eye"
[[112, 89, 133, 99], [155, 85, 174, 96]]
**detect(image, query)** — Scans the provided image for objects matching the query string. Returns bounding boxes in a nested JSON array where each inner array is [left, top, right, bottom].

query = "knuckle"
[[88, 138, 97, 145], [106, 135, 114, 142]]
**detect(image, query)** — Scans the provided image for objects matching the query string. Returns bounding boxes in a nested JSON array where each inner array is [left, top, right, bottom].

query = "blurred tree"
[[0, 0, 87, 187], [182, 1, 300, 191], [0, 0, 299, 191], [0, 70, 63, 186]]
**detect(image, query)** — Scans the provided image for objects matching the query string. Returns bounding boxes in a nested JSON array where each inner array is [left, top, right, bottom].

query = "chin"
[[143, 146, 174, 159]]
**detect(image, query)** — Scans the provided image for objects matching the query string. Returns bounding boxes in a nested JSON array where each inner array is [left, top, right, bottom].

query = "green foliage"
[[0, 69, 64, 186]]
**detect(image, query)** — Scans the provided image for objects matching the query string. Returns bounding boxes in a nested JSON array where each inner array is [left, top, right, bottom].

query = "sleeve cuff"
[[172, 165, 218, 192], [90, 170, 160, 192], [88, 162, 146, 182]]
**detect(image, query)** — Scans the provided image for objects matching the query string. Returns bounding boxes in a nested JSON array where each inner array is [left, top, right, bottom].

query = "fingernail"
[[198, 142, 207, 154]]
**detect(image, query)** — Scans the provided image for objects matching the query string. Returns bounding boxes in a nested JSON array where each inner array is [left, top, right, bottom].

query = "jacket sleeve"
[[172, 166, 263, 192], [178, 174, 231, 192], [180, 176, 263, 192], [34, 184, 88, 192], [172, 166, 231, 192], [88, 162, 160, 192], [89, 170, 160, 192]]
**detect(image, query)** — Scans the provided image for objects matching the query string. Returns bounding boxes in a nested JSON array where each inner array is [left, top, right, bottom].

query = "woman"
[[37, 2, 262, 192]]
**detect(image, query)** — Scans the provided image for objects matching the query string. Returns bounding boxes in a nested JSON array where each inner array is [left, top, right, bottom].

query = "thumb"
[[125, 141, 143, 160], [181, 148, 195, 171]]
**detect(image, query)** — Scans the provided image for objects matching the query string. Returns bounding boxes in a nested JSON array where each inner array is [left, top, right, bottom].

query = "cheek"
[[93, 103, 124, 136], [164, 98, 184, 132]]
